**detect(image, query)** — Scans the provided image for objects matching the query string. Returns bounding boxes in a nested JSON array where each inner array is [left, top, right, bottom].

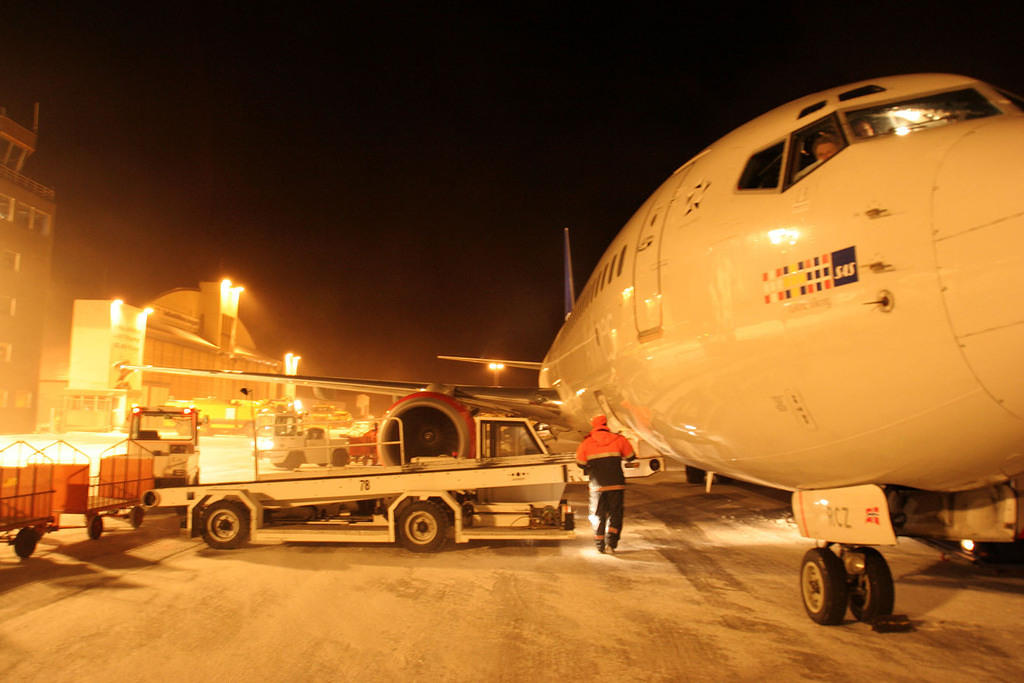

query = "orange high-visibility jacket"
[[576, 426, 634, 491]]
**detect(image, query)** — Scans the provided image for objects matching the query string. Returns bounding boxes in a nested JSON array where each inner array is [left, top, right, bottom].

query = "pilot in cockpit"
[[812, 132, 841, 162]]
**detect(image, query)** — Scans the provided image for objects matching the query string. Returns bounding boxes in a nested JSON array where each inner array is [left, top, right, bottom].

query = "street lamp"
[[488, 362, 505, 387]]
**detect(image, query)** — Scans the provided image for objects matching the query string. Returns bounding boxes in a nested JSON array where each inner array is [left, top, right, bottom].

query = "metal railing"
[[0, 164, 55, 199]]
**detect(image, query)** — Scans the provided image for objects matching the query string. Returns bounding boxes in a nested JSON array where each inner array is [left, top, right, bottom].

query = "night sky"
[[1, 3, 1019, 384]]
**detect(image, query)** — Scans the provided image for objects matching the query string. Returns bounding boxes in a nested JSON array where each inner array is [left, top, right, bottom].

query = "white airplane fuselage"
[[542, 74, 1024, 493]]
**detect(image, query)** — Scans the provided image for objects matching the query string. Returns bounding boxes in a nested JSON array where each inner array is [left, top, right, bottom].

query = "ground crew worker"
[[576, 415, 635, 553]]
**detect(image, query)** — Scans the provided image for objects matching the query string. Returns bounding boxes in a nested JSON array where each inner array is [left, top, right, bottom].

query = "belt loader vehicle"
[[142, 414, 662, 552]]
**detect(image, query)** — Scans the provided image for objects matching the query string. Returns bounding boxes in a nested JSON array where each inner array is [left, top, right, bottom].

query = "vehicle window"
[[785, 114, 846, 187], [845, 88, 1000, 139], [738, 141, 785, 190]]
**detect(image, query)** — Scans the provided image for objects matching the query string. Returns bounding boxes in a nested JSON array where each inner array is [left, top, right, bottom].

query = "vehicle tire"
[[684, 466, 705, 485], [848, 547, 895, 622], [397, 500, 449, 553], [13, 527, 38, 559], [800, 547, 848, 625], [283, 451, 304, 469], [201, 500, 251, 550], [331, 448, 350, 467], [129, 505, 145, 529], [87, 514, 104, 540]]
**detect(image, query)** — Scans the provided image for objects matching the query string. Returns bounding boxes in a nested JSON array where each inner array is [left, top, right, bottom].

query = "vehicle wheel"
[[201, 500, 251, 550], [130, 505, 145, 529], [331, 448, 350, 467], [13, 527, 38, 559], [283, 451, 304, 469], [684, 466, 705, 484], [848, 547, 895, 622], [397, 500, 449, 553], [800, 547, 848, 625], [87, 514, 104, 540]]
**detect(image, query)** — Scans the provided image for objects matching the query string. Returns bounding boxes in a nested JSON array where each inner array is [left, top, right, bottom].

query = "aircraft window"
[[738, 141, 785, 190], [845, 88, 1000, 139], [798, 101, 826, 119], [785, 114, 846, 188], [838, 84, 886, 102], [608, 254, 617, 284], [995, 88, 1024, 112], [616, 244, 627, 277]]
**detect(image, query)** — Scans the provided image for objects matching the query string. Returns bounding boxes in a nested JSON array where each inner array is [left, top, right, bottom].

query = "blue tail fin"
[[563, 227, 575, 318]]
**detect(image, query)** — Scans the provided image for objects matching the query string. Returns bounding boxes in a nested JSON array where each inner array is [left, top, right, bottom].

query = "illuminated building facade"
[[58, 281, 285, 431], [0, 105, 54, 433], [140, 280, 284, 405]]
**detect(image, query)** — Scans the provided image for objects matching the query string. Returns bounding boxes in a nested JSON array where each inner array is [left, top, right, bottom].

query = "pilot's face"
[[814, 141, 839, 162]]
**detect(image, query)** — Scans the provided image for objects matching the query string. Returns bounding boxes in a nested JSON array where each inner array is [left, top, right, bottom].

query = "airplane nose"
[[932, 117, 1024, 419]]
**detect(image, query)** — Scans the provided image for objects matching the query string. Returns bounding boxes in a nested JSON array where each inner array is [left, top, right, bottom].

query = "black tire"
[[87, 514, 103, 540], [331, 448, 350, 467], [130, 506, 145, 529], [201, 500, 251, 550], [800, 547, 848, 625], [283, 451, 305, 469], [684, 466, 705, 485], [13, 527, 38, 559], [397, 500, 449, 553], [848, 547, 895, 622]]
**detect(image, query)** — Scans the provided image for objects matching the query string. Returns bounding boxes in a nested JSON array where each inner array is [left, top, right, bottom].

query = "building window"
[[0, 296, 14, 317], [33, 209, 51, 236], [1, 250, 19, 271], [13, 202, 30, 230], [0, 342, 11, 361], [0, 390, 8, 408], [14, 390, 32, 409], [0, 193, 11, 221]]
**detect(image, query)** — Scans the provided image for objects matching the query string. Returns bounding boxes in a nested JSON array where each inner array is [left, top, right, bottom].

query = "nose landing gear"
[[800, 544, 895, 625]]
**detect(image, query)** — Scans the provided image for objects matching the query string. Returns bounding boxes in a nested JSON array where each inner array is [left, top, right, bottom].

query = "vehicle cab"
[[128, 407, 200, 487]]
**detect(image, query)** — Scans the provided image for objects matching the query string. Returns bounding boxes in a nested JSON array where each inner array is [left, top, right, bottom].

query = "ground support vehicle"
[[129, 406, 200, 486], [1, 439, 153, 557], [1, 443, 55, 558], [143, 453, 588, 552], [257, 412, 350, 469]]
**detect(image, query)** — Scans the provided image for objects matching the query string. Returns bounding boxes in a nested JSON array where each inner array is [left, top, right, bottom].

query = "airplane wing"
[[120, 364, 566, 424], [436, 355, 543, 370]]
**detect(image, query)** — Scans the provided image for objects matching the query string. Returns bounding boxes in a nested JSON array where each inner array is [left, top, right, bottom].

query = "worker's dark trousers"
[[589, 488, 624, 548]]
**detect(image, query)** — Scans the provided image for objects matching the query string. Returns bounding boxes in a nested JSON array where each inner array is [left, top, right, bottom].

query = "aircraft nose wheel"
[[800, 545, 897, 626], [846, 547, 895, 623], [800, 547, 849, 625]]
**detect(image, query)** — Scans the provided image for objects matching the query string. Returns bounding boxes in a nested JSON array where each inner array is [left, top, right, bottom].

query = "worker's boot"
[[595, 538, 605, 554]]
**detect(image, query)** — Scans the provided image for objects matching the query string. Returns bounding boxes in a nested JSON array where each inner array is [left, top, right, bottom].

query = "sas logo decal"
[[763, 245, 858, 303]]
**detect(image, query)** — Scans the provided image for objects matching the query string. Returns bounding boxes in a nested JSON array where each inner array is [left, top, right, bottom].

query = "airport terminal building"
[[51, 280, 287, 432]]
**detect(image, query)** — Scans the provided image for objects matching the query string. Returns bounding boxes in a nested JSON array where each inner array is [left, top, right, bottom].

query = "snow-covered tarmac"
[[2, 462, 1024, 681]]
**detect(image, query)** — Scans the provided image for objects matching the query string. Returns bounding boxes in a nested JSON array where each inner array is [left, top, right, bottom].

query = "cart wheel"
[[130, 506, 145, 529], [201, 500, 251, 550], [331, 448, 350, 467], [13, 527, 39, 559], [87, 514, 104, 540], [397, 500, 449, 553]]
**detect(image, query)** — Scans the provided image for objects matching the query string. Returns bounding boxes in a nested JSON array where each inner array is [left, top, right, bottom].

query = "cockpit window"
[[996, 88, 1024, 112], [845, 88, 1000, 139], [785, 113, 846, 188], [738, 141, 785, 190]]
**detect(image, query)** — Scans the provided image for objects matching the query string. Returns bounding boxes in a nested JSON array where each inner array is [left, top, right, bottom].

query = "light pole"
[[488, 362, 505, 387]]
